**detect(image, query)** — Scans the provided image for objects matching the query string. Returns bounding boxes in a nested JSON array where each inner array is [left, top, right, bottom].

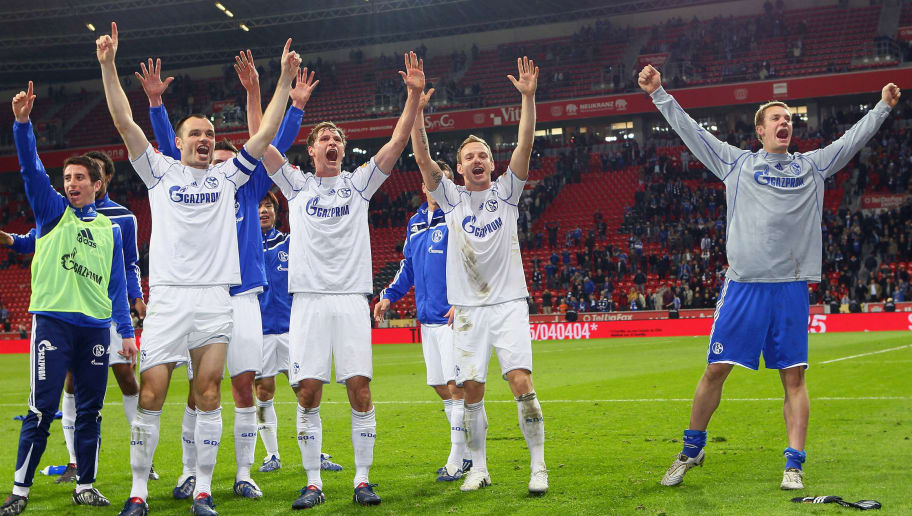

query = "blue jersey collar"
[[70, 202, 98, 220]]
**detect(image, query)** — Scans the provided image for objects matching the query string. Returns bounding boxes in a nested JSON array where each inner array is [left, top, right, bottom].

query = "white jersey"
[[131, 144, 256, 286], [271, 157, 388, 294], [429, 168, 528, 306]]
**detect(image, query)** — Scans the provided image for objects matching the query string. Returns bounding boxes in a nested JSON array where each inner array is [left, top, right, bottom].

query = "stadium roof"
[[0, 0, 721, 88]]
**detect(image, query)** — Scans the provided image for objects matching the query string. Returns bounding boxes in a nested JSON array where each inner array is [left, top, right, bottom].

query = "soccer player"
[[255, 193, 343, 474], [97, 23, 301, 516], [410, 57, 548, 494], [0, 150, 148, 484], [137, 53, 316, 500], [2, 82, 137, 515], [265, 51, 424, 509], [637, 64, 900, 490], [373, 157, 472, 481]]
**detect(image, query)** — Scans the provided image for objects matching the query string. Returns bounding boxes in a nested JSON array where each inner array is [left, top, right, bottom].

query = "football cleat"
[[292, 485, 325, 510], [321, 453, 342, 471], [148, 463, 159, 481], [461, 459, 473, 473], [72, 487, 110, 506], [172, 475, 196, 500], [352, 482, 381, 505], [436, 465, 464, 482], [233, 480, 263, 499], [259, 455, 281, 473], [116, 497, 148, 516], [55, 463, 77, 484], [190, 494, 218, 516], [460, 469, 491, 492], [780, 468, 805, 490], [528, 469, 549, 495], [660, 450, 705, 486], [0, 495, 27, 516]]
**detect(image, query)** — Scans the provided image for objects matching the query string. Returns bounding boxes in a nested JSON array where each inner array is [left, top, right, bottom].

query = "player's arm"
[[243, 39, 300, 160], [97, 23, 150, 161], [507, 56, 539, 180], [108, 226, 137, 358], [137, 58, 180, 159], [373, 52, 425, 174], [410, 88, 445, 191], [809, 83, 898, 178], [12, 83, 67, 229], [117, 214, 145, 313], [639, 65, 746, 180], [0, 228, 36, 254]]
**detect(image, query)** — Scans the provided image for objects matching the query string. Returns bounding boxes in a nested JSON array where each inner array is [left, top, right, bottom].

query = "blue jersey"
[[13, 121, 133, 337], [7, 228, 37, 254], [258, 227, 291, 334], [380, 202, 450, 324], [148, 104, 304, 295]]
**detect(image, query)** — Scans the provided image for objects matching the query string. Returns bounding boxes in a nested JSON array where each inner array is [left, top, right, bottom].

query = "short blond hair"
[[754, 101, 790, 129], [306, 121, 346, 148], [457, 134, 492, 162]]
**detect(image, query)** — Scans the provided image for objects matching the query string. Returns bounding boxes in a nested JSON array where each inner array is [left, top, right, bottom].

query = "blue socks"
[[681, 429, 707, 458], [784, 447, 806, 470]]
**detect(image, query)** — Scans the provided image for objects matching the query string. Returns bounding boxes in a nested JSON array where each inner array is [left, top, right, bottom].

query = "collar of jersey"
[[69, 202, 98, 221]]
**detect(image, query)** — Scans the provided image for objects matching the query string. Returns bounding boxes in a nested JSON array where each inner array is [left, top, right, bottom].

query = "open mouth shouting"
[[471, 165, 485, 179], [67, 189, 83, 203], [776, 127, 790, 144], [325, 147, 339, 163], [197, 144, 211, 160]]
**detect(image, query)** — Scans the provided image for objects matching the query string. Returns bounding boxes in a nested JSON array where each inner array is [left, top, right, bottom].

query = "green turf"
[[0, 331, 909, 514]]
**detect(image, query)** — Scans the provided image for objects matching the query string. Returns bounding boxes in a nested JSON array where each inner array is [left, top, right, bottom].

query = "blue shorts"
[[707, 279, 809, 370]]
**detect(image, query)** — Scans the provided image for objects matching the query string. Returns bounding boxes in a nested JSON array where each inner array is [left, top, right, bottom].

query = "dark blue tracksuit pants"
[[14, 315, 110, 488]]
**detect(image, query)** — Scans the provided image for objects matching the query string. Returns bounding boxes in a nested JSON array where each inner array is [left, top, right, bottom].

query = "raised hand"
[[882, 83, 901, 108], [418, 87, 435, 111], [234, 49, 259, 92], [96, 22, 119, 65], [398, 51, 425, 94], [508, 56, 539, 97], [279, 38, 301, 84], [290, 67, 319, 109], [135, 58, 173, 104], [12, 81, 36, 123], [638, 64, 662, 95]]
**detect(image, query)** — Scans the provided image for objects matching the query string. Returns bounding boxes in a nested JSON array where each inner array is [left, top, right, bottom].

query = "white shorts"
[[452, 299, 532, 385], [138, 285, 232, 373], [420, 323, 456, 386], [226, 290, 264, 378], [289, 293, 371, 385], [258, 333, 290, 380], [107, 324, 131, 367]]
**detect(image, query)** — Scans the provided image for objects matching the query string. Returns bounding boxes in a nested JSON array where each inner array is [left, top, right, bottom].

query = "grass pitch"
[[0, 331, 909, 515]]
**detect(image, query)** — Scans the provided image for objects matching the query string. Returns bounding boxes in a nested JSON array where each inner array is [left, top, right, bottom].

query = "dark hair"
[[214, 138, 239, 154], [63, 156, 102, 183], [260, 190, 282, 226], [84, 150, 115, 179], [435, 159, 454, 180], [175, 114, 211, 137]]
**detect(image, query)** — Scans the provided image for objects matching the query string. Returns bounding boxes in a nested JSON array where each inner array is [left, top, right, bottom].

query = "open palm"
[[508, 56, 539, 96]]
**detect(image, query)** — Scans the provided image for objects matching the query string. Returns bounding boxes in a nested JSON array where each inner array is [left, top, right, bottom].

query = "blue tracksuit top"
[[380, 202, 450, 324], [258, 227, 291, 334], [148, 103, 303, 295], [14, 120, 133, 337]]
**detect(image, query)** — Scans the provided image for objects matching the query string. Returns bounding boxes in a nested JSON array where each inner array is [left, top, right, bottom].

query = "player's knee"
[[138, 387, 165, 411], [703, 363, 733, 384]]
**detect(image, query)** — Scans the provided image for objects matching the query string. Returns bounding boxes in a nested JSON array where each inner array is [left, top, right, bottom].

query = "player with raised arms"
[[2, 82, 136, 515], [264, 51, 424, 509], [97, 22, 301, 516], [409, 57, 548, 495], [637, 64, 900, 490]]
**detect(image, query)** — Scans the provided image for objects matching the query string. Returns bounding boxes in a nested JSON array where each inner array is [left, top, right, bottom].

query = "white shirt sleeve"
[[495, 166, 526, 206], [429, 175, 462, 214], [130, 144, 179, 189], [350, 156, 390, 201], [270, 161, 310, 200], [221, 145, 260, 189]]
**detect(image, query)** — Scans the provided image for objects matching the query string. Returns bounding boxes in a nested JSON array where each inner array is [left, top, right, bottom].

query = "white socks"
[[234, 406, 257, 482], [464, 401, 488, 472], [61, 392, 77, 464], [129, 408, 161, 500], [351, 407, 376, 487], [445, 399, 467, 471], [296, 404, 322, 489], [122, 393, 139, 425], [180, 405, 197, 481], [194, 408, 222, 498], [256, 398, 279, 459], [516, 392, 546, 472]]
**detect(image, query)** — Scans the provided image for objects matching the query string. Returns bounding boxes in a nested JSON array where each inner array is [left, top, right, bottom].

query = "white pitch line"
[[819, 344, 911, 364]]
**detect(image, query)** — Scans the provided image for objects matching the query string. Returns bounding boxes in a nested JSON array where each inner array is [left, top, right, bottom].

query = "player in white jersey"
[[411, 57, 547, 495], [265, 51, 425, 509], [97, 22, 302, 516], [637, 65, 900, 490]]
